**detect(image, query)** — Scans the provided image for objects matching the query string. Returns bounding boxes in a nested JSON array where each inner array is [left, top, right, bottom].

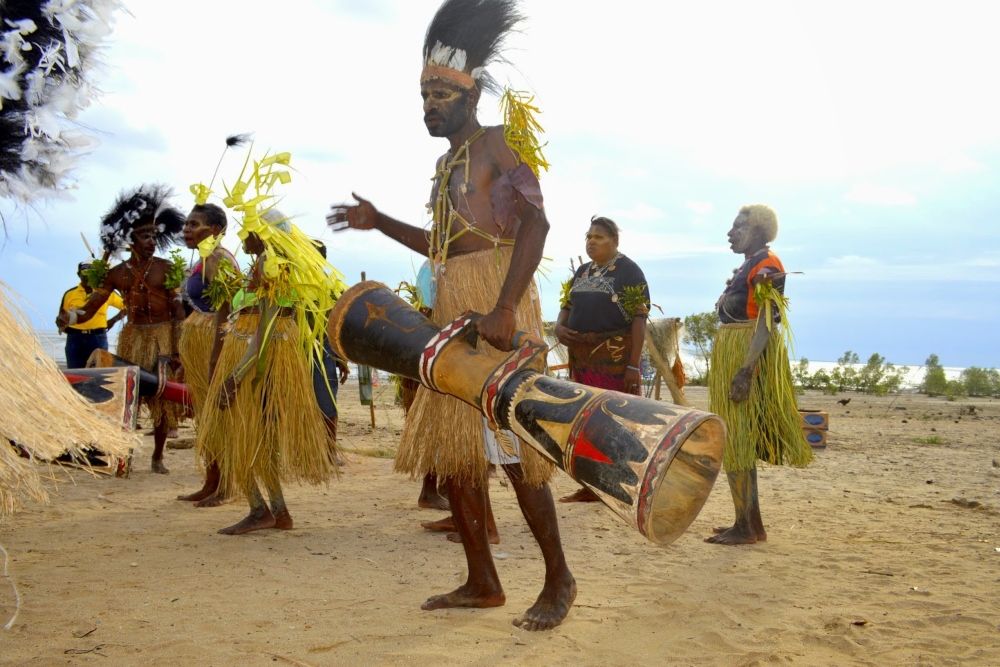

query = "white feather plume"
[[1, 0, 124, 204]]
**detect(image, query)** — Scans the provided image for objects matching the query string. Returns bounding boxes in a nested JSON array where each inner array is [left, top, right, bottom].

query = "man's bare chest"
[[116, 263, 167, 301], [438, 159, 499, 226]]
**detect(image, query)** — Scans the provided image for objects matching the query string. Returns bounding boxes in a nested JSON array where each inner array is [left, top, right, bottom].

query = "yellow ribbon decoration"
[[190, 183, 212, 206], [220, 148, 349, 390], [197, 233, 222, 259]]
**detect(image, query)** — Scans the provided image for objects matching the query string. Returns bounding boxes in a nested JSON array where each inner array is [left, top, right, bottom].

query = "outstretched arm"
[[327, 192, 430, 255]]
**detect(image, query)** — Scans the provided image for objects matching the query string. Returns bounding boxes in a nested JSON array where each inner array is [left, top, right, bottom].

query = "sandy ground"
[[2, 384, 999, 666]]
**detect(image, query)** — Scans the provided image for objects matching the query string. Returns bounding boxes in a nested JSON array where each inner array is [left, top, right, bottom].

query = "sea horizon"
[[35, 329, 970, 389]]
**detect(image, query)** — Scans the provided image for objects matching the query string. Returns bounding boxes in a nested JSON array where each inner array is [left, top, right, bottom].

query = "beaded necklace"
[[588, 252, 621, 280], [427, 127, 515, 269]]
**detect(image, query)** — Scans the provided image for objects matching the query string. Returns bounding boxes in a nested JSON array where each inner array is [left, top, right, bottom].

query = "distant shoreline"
[[34, 329, 969, 389]]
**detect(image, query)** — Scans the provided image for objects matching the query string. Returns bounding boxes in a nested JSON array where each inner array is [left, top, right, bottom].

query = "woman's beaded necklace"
[[589, 252, 621, 279], [588, 252, 622, 302]]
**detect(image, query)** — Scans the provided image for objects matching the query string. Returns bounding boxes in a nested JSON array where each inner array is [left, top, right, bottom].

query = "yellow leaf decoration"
[[220, 147, 349, 386], [500, 88, 550, 177], [197, 233, 222, 259], [190, 182, 212, 206]]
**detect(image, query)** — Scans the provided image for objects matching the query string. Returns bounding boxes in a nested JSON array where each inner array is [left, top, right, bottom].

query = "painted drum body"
[[328, 282, 726, 545], [62, 366, 140, 477], [63, 367, 141, 432], [83, 348, 191, 407]]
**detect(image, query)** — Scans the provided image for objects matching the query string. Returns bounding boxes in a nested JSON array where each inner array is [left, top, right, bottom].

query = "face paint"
[[728, 216, 753, 255], [421, 81, 471, 137], [585, 225, 618, 265], [182, 211, 214, 249], [131, 227, 158, 259]]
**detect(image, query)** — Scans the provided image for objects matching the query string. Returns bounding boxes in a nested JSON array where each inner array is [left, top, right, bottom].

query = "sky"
[[2, 0, 999, 368]]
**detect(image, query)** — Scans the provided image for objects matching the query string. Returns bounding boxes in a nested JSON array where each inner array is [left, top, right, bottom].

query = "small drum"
[[328, 281, 726, 545], [63, 366, 141, 477]]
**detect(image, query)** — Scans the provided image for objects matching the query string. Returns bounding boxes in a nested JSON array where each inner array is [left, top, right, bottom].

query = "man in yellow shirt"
[[57, 261, 125, 368]]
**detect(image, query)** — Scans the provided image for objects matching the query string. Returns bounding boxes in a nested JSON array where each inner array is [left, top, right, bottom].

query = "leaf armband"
[[205, 258, 243, 311], [85, 259, 110, 289], [164, 249, 187, 290], [559, 277, 574, 310], [618, 284, 651, 322]]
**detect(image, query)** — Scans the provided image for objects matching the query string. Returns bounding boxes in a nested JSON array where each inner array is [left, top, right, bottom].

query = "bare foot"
[[445, 530, 501, 545], [418, 492, 451, 511], [177, 484, 216, 502], [421, 516, 456, 532], [421, 583, 505, 611], [558, 487, 600, 503], [167, 428, 179, 439], [194, 493, 234, 508], [418, 472, 450, 511], [151, 459, 169, 474], [273, 508, 293, 530], [513, 575, 577, 631], [712, 525, 766, 541], [218, 509, 275, 535], [705, 525, 758, 545]]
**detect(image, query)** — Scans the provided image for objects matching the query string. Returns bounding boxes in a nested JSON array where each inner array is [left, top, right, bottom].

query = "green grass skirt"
[[710, 323, 812, 472]]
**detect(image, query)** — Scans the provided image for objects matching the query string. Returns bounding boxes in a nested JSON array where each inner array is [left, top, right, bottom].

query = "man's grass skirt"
[[116, 322, 184, 430], [710, 322, 812, 472], [395, 246, 555, 489]]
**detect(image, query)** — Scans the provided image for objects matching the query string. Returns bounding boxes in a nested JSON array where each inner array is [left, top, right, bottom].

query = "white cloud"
[[686, 201, 714, 216], [842, 184, 916, 206], [812, 255, 1000, 282], [940, 154, 988, 174], [607, 202, 666, 222], [827, 255, 879, 267], [11, 252, 48, 270]]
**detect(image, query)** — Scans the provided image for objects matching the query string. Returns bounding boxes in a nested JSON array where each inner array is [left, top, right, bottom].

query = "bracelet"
[[497, 305, 516, 314], [627, 365, 641, 372]]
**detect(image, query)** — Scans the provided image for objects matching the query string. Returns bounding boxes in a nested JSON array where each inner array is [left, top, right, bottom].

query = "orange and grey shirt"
[[60, 284, 124, 330], [716, 249, 785, 324]]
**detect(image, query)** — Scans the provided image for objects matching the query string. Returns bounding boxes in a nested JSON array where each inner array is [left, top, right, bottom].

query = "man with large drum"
[[327, 0, 576, 633]]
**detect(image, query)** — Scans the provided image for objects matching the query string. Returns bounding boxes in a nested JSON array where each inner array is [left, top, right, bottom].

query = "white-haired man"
[[706, 204, 812, 545]]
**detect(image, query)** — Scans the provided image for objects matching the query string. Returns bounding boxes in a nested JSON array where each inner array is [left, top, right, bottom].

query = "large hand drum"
[[328, 282, 726, 545]]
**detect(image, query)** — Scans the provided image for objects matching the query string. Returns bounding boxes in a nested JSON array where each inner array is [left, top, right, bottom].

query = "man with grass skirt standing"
[[58, 185, 187, 474], [328, 0, 575, 632], [706, 204, 812, 546]]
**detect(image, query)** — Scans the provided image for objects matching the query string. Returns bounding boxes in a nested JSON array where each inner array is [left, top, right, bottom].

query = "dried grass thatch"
[[644, 317, 689, 406], [0, 280, 136, 516]]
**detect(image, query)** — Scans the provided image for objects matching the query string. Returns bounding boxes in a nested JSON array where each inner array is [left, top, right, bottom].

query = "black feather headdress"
[[99, 184, 185, 254], [0, 0, 124, 205], [422, 0, 523, 95]]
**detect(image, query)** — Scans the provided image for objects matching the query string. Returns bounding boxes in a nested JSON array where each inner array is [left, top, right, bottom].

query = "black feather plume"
[[99, 184, 185, 254], [423, 0, 524, 95], [225, 133, 253, 148]]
